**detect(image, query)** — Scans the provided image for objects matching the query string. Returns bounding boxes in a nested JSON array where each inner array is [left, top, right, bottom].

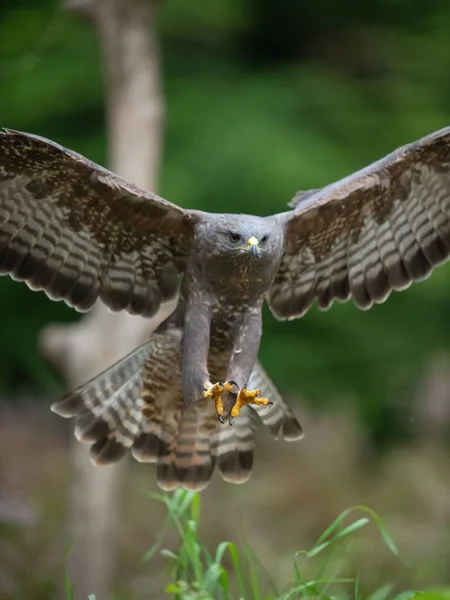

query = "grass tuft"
[[66, 489, 450, 599], [141, 490, 400, 600]]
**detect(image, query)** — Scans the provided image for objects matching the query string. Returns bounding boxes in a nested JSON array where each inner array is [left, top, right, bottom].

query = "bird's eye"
[[229, 232, 241, 243], [261, 235, 269, 243]]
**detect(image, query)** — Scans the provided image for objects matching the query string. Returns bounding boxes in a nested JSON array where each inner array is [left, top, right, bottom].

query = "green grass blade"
[[219, 566, 231, 596], [215, 541, 232, 565], [354, 570, 361, 600], [203, 563, 225, 594], [227, 542, 248, 599], [63, 539, 75, 600], [354, 505, 400, 558], [190, 491, 201, 523], [243, 545, 262, 600], [287, 577, 356, 593], [307, 517, 369, 557], [309, 505, 399, 561], [63, 568, 74, 600]]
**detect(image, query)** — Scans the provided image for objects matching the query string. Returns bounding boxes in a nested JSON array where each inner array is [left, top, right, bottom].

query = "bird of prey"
[[0, 126, 449, 490]]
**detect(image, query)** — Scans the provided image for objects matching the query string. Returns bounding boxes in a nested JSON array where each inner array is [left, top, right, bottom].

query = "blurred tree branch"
[[39, 0, 173, 597]]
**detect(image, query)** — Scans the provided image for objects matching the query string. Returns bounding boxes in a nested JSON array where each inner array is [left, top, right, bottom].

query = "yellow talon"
[[203, 381, 235, 417], [215, 396, 224, 416], [203, 382, 224, 399], [231, 387, 271, 418]]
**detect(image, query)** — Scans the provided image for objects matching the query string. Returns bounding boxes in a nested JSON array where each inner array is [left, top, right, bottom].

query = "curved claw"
[[205, 380, 239, 420], [206, 380, 258, 422]]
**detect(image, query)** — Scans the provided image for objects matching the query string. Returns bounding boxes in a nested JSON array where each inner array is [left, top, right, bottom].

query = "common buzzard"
[[0, 126, 449, 490]]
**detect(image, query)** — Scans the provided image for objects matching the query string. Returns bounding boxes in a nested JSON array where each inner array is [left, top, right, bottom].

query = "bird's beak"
[[246, 236, 260, 257]]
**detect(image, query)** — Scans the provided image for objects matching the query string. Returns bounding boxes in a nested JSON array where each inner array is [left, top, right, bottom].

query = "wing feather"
[[0, 129, 195, 316], [270, 126, 450, 319]]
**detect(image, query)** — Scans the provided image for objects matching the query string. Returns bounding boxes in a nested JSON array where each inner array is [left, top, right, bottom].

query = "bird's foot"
[[231, 387, 272, 418], [203, 381, 236, 418]]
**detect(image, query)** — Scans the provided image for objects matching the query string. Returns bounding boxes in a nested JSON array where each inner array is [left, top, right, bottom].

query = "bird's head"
[[195, 214, 284, 288]]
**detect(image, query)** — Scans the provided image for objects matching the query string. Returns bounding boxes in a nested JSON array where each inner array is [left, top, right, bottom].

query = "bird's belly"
[[206, 304, 246, 380], [207, 329, 233, 382]]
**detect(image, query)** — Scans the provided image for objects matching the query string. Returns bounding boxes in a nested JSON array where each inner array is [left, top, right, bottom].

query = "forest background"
[[2, 1, 450, 598]]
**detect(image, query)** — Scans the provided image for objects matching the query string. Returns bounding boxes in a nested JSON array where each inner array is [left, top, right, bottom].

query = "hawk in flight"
[[0, 127, 449, 490]]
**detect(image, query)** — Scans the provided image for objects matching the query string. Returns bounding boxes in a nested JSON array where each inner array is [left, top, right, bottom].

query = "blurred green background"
[[1, 0, 450, 438], [4, 2, 450, 598]]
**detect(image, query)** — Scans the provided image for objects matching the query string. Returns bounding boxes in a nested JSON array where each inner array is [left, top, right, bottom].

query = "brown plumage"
[[52, 317, 301, 491], [0, 129, 191, 315], [270, 127, 450, 318], [1, 126, 450, 489]]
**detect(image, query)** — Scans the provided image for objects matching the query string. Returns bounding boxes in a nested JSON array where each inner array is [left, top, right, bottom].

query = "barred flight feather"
[[0, 129, 193, 317], [270, 126, 450, 319]]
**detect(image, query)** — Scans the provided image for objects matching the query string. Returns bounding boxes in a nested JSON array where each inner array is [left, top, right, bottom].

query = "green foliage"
[[1, 0, 450, 440], [74, 491, 450, 600], [136, 490, 399, 600]]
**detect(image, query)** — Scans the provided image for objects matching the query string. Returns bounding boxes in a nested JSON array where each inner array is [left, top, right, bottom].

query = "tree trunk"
[[39, 1, 170, 597]]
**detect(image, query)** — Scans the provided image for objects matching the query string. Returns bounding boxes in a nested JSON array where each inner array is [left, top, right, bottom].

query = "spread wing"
[[0, 129, 196, 316], [269, 126, 450, 319]]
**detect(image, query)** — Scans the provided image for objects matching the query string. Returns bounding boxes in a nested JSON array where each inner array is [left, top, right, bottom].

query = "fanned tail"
[[51, 327, 302, 490]]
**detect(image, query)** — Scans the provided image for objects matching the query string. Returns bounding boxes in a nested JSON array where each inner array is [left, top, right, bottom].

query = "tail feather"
[[140, 403, 219, 492], [174, 406, 217, 491], [90, 436, 130, 464], [216, 407, 255, 484], [74, 371, 143, 445], [50, 327, 302, 490], [132, 427, 171, 464]]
